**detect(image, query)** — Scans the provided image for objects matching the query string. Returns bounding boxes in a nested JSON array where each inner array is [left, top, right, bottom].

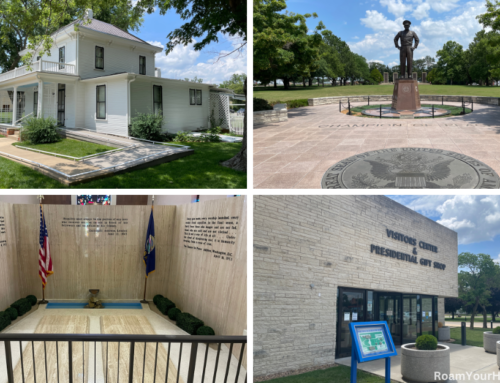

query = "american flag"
[[39, 206, 53, 287]]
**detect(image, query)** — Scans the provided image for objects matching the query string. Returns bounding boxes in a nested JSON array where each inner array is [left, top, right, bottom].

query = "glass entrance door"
[[402, 294, 419, 343], [377, 293, 401, 345], [336, 288, 365, 358], [421, 296, 434, 336]]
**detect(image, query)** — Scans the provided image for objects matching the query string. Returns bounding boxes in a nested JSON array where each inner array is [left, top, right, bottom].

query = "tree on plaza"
[[489, 287, 500, 322], [444, 297, 464, 319], [458, 252, 499, 329], [321, 30, 351, 86], [254, 0, 324, 90], [370, 67, 383, 83], [436, 41, 466, 85]]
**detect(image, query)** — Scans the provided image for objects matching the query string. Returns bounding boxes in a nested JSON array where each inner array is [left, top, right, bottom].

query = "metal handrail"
[[15, 112, 33, 126], [1, 333, 247, 383]]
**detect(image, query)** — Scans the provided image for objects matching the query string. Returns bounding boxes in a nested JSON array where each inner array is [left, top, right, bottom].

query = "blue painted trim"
[[46, 302, 142, 309]]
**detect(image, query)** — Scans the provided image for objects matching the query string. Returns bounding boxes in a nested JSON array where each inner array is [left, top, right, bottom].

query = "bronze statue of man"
[[394, 20, 419, 78]]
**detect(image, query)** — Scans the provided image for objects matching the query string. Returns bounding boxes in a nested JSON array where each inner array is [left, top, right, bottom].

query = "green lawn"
[[446, 316, 500, 323], [13, 138, 115, 158], [0, 142, 246, 189], [262, 365, 386, 383], [450, 327, 491, 347], [254, 84, 500, 102]]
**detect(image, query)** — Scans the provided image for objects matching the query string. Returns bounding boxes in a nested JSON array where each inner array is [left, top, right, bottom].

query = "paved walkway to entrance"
[[0, 129, 192, 184], [254, 101, 500, 188], [336, 343, 499, 382], [446, 320, 500, 328]]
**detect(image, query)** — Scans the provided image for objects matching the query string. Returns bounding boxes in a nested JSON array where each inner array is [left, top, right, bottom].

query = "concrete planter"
[[497, 341, 500, 367], [401, 343, 450, 383], [438, 326, 450, 341], [483, 331, 500, 354]]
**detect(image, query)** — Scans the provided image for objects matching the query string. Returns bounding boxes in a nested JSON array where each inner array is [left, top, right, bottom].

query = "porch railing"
[[0, 60, 76, 83], [1, 333, 247, 383]]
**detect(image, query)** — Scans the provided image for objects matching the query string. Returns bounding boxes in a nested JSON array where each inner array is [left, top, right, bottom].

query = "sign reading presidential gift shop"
[[370, 228, 446, 270]]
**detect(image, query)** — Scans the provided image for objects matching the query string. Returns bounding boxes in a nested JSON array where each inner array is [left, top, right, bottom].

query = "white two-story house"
[[0, 9, 233, 136]]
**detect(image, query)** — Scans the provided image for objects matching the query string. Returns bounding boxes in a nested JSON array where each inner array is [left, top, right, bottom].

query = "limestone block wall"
[[254, 109, 288, 125], [254, 195, 458, 378]]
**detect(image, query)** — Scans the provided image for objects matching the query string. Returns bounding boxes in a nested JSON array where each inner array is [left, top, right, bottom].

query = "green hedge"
[[153, 294, 164, 306], [26, 295, 37, 306], [415, 334, 438, 350], [4, 307, 18, 321], [0, 312, 11, 331], [11, 298, 31, 316], [176, 313, 204, 335], [197, 326, 215, 336], [253, 98, 273, 112], [493, 326, 500, 334], [267, 99, 309, 109], [157, 297, 176, 315], [167, 307, 181, 321]]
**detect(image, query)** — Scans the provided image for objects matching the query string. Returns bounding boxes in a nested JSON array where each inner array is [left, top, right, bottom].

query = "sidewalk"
[[336, 343, 499, 382]]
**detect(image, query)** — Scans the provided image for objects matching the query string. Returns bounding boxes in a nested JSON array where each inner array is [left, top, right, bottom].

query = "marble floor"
[[254, 101, 500, 189], [0, 304, 246, 383]]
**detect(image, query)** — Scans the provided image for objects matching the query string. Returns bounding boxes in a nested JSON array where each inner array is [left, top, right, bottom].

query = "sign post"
[[349, 321, 397, 383]]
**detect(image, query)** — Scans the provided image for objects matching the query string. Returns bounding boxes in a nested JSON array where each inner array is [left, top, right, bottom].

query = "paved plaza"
[[336, 343, 499, 383], [254, 101, 500, 189]]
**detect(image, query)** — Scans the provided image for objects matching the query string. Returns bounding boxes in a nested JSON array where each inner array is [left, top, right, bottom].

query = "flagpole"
[[140, 195, 154, 303], [39, 196, 48, 304]]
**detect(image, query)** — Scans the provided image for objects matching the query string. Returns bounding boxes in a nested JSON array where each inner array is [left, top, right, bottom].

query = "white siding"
[[82, 79, 128, 136], [64, 83, 75, 128], [34, 35, 77, 66], [78, 37, 156, 79], [130, 80, 211, 133], [43, 83, 57, 120]]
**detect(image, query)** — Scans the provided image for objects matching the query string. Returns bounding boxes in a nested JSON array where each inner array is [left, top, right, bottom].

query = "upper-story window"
[[59, 47, 65, 69], [139, 56, 146, 75], [95, 46, 104, 69], [190, 89, 202, 105], [96, 85, 106, 119], [153, 85, 163, 116]]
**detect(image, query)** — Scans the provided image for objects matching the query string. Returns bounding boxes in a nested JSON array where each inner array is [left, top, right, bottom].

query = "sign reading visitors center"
[[369, 227, 446, 270]]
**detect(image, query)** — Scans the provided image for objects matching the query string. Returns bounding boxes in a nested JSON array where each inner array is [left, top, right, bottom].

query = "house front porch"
[[0, 71, 79, 138]]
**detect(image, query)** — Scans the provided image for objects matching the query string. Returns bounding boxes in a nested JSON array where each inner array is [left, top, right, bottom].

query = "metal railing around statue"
[[339, 99, 351, 115], [461, 97, 474, 115], [1, 333, 247, 383]]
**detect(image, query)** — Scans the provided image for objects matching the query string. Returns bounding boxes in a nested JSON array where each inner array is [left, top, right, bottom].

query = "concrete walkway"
[[0, 303, 246, 383], [446, 320, 500, 329], [0, 129, 193, 184], [254, 101, 500, 188], [336, 343, 499, 382]]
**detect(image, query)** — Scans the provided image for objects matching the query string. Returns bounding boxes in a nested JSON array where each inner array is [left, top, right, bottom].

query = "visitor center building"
[[253, 195, 458, 378]]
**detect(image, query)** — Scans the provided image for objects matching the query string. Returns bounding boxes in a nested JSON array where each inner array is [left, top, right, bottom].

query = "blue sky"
[[285, 0, 488, 68], [130, 8, 246, 84], [386, 195, 500, 268]]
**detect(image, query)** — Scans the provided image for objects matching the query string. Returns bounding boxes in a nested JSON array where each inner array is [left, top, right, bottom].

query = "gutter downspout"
[[127, 75, 137, 132]]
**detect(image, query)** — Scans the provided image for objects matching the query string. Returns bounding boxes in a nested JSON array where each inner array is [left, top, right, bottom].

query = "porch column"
[[38, 80, 43, 118], [11, 86, 17, 126]]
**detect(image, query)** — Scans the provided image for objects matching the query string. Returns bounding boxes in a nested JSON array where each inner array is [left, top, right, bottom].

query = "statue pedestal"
[[392, 78, 421, 110]]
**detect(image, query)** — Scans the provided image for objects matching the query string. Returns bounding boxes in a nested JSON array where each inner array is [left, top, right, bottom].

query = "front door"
[[402, 294, 419, 343], [57, 84, 65, 126], [336, 288, 365, 358], [377, 293, 401, 345]]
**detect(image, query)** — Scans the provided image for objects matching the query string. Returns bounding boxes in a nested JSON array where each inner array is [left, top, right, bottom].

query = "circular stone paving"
[[362, 107, 450, 118], [321, 148, 500, 189]]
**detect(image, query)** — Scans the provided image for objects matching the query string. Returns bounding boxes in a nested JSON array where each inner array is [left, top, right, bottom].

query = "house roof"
[[75, 18, 150, 45]]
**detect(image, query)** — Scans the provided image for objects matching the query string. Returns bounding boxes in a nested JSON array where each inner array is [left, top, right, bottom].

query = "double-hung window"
[[59, 47, 65, 70], [139, 56, 146, 75], [96, 85, 106, 119], [153, 85, 163, 116], [189, 89, 202, 105], [95, 46, 104, 69]]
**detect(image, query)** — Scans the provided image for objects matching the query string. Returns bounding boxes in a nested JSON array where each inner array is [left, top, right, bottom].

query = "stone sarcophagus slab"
[[392, 78, 421, 110]]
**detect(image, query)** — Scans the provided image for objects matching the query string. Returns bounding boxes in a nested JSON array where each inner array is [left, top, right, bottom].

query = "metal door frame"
[[336, 286, 367, 358]]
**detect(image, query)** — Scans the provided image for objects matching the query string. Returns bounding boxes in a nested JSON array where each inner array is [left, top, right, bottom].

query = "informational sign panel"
[[349, 322, 397, 362]]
